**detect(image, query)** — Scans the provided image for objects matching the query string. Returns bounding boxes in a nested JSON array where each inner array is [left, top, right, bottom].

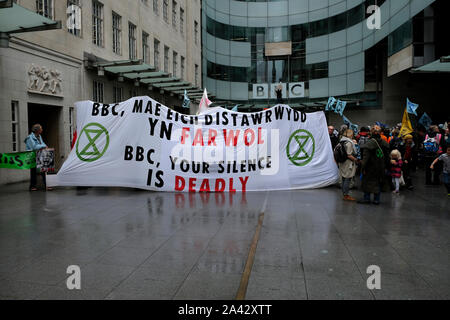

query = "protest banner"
[[48, 97, 339, 192], [0, 151, 36, 170]]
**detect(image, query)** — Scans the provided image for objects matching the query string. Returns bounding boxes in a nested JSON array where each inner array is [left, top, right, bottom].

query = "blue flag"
[[325, 97, 336, 111], [419, 112, 432, 130], [406, 98, 419, 116], [182, 90, 190, 109], [231, 105, 238, 112], [334, 100, 347, 117], [342, 115, 352, 127]]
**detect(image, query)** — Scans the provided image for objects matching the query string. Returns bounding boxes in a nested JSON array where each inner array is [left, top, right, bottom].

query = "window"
[[67, 0, 81, 37], [172, 1, 177, 29], [153, 0, 159, 15], [163, 0, 168, 23], [164, 46, 169, 73], [194, 21, 199, 45], [69, 107, 74, 144], [172, 51, 178, 77], [112, 12, 122, 55], [180, 8, 184, 36], [113, 86, 123, 103], [129, 22, 137, 60], [180, 56, 185, 80], [142, 32, 150, 64], [195, 64, 199, 87], [11, 101, 19, 152], [36, 0, 54, 19], [92, 1, 104, 47], [93, 81, 104, 103], [154, 39, 160, 71]]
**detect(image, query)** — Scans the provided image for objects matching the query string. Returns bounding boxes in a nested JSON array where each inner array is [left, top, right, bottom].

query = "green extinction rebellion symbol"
[[76, 123, 110, 162], [286, 129, 315, 167]]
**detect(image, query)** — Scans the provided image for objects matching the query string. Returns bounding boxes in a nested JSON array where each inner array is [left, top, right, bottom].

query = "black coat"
[[361, 136, 389, 194]]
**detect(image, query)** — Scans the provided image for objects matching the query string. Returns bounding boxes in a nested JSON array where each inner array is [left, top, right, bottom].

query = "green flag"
[[0, 151, 36, 170]]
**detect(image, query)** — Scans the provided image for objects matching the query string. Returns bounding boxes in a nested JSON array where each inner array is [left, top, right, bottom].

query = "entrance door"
[[28, 103, 62, 170]]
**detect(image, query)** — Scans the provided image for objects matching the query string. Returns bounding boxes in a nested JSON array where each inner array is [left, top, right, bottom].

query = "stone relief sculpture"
[[27, 64, 63, 95]]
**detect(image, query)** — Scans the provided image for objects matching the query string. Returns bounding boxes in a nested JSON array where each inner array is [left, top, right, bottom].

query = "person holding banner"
[[25, 124, 48, 191]]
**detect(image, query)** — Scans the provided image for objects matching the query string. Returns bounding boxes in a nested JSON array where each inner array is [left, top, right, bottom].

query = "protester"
[[358, 125, 389, 205], [328, 126, 339, 150], [25, 124, 50, 191], [401, 134, 415, 190], [356, 127, 370, 150], [430, 146, 450, 197], [423, 125, 444, 185], [390, 150, 403, 194], [339, 129, 358, 201]]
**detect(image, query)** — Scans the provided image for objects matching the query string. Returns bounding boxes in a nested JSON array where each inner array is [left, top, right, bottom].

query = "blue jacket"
[[25, 133, 47, 151]]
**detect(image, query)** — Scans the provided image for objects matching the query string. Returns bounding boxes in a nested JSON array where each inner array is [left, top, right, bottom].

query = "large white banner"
[[48, 97, 338, 192]]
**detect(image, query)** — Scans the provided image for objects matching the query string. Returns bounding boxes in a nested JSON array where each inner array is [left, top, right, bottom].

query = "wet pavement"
[[0, 172, 449, 300]]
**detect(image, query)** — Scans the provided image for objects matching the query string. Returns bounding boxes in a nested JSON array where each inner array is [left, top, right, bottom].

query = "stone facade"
[[0, 0, 202, 185]]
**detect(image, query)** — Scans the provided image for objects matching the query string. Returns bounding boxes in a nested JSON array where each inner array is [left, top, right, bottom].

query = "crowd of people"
[[328, 120, 450, 204]]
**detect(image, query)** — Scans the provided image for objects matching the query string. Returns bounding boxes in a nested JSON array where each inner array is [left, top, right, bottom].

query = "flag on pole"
[[406, 98, 419, 116], [198, 88, 212, 114], [399, 108, 414, 137], [231, 105, 238, 112], [182, 90, 190, 109], [325, 97, 336, 111], [418, 112, 432, 130], [334, 100, 347, 117]]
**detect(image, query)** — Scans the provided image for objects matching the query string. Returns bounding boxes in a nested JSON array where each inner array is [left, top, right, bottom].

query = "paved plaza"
[[0, 172, 449, 300]]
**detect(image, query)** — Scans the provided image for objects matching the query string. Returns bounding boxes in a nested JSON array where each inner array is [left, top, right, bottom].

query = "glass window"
[[142, 32, 150, 63], [388, 20, 412, 56], [113, 86, 123, 103], [112, 12, 122, 55], [129, 23, 137, 60], [36, 0, 54, 19], [180, 8, 184, 36], [154, 39, 160, 71], [172, 1, 177, 29], [180, 56, 185, 80], [164, 46, 169, 73], [92, 1, 104, 47], [173, 51, 177, 77], [11, 101, 19, 152], [153, 0, 159, 15], [163, 0, 169, 22], [93, 80, 104, 103], [266, 27, 289, 42], [267, 59, 288, 83], [67, 0, 81, 37], [194, 21, 199, 45]]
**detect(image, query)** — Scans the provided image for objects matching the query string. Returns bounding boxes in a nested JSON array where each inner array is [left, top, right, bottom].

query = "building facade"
[[0, 0, 202, 185], [202, 0, 449, 124]]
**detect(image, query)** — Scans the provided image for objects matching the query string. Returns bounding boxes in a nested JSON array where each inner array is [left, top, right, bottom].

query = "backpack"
[[334, 141, 349, 163], [424, 134, 442, 154]]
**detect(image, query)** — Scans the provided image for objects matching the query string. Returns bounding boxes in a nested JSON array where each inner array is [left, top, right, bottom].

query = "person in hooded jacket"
[[358, 125, 389, 205]]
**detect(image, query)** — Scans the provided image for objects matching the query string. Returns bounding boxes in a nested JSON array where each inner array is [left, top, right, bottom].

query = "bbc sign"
[[253, 83, 305, 99]]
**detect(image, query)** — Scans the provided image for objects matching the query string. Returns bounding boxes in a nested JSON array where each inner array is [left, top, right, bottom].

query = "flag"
[[325, 97, 336, 111], [350, 123, 359, 134], [198, 88, 212, 114], [342, 115, 352, 127], [334, 100, 347, 117], [406, 98, 419, 116], [399, 108, 414, 137], [231, 105, 238, 112], [182, 90, 190, 109], [418, 112, 432, 130]]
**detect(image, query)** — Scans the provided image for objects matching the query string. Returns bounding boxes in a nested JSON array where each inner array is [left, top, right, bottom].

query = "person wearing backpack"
[[358, 126, 389, 205], [337, 129, 358, 201], [423, 125, 443, 185]]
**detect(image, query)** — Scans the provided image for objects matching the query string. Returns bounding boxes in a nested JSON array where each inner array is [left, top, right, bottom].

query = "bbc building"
[[0, 0, 203, 185], [202, 0, 450, 125]]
